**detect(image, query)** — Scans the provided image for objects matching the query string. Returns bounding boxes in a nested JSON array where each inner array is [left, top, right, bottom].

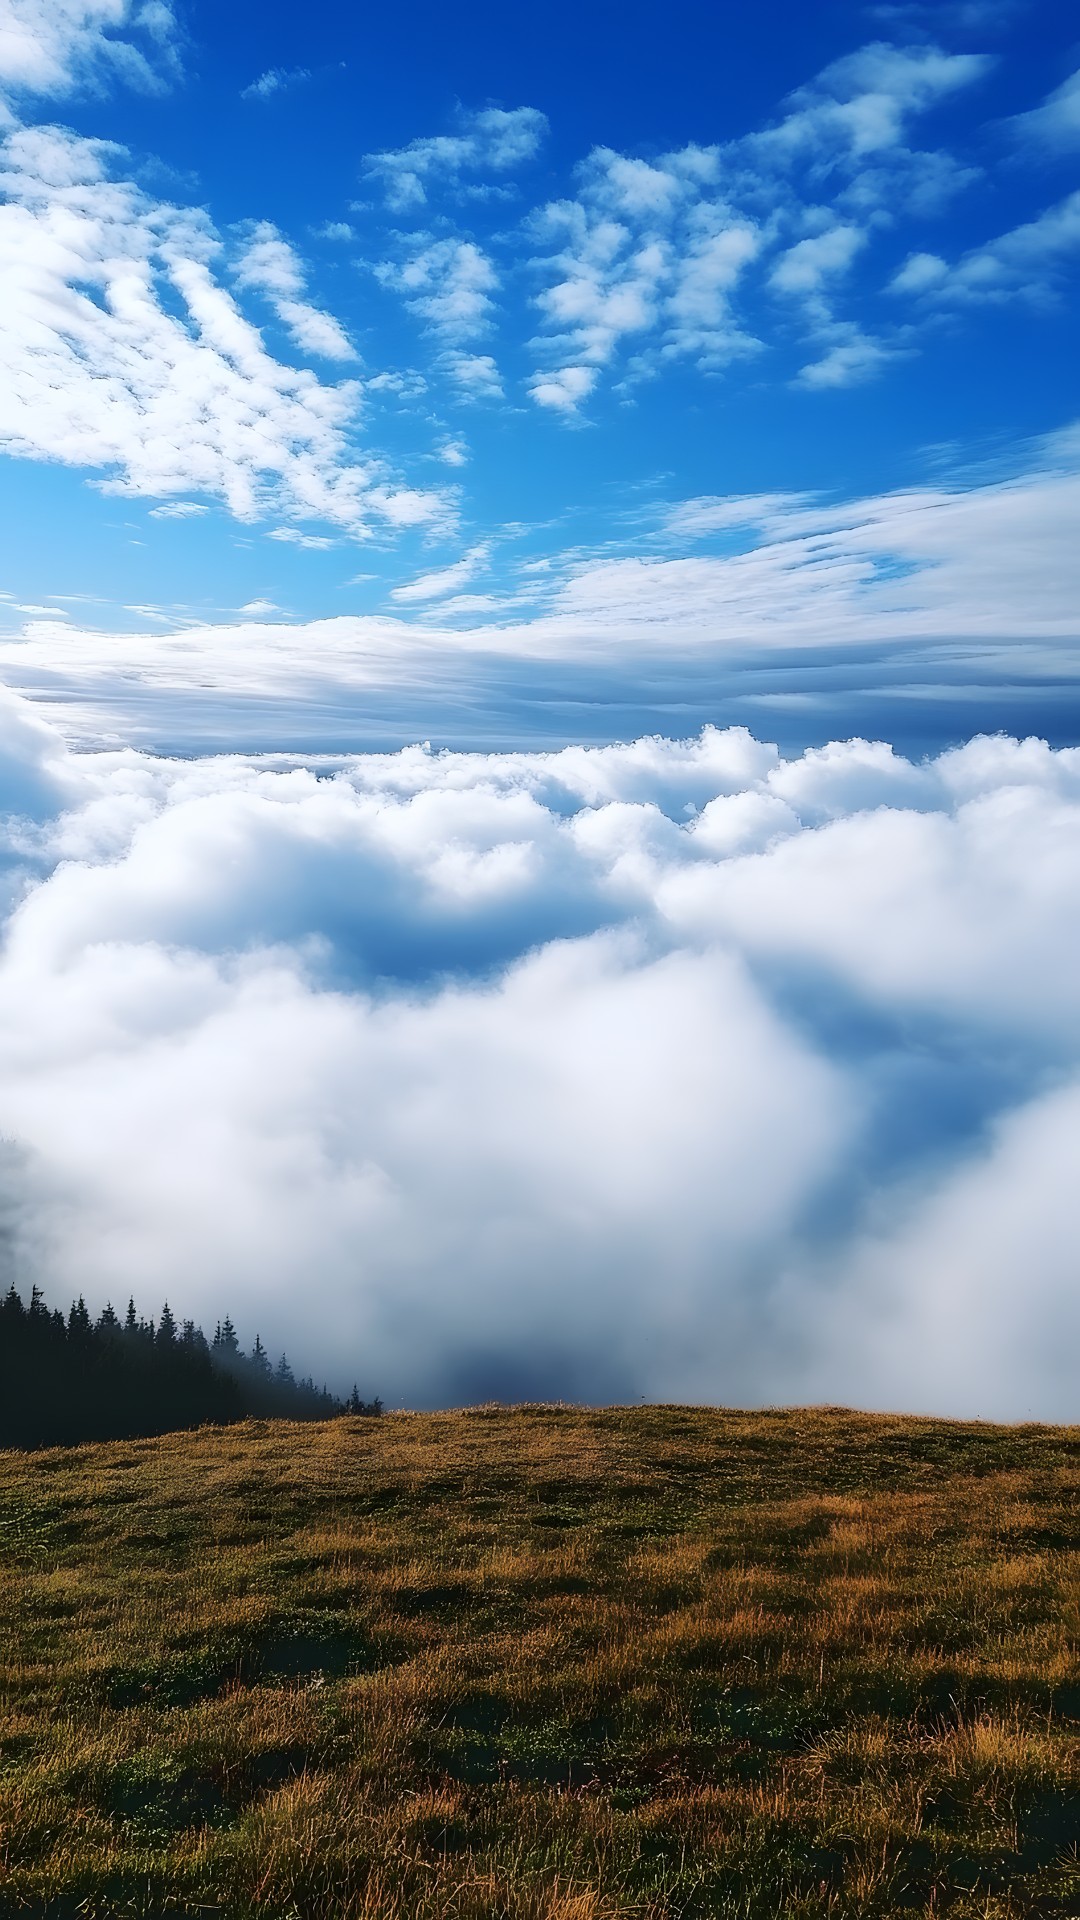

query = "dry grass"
[[1, 1404, 1078, 1917]]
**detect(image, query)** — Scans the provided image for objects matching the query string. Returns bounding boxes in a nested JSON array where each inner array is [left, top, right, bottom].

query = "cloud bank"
[[0, 684, 1079, 1417]]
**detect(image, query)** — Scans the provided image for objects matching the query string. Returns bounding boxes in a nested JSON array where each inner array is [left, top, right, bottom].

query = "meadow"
[[1, 1404, 1078, 1918]]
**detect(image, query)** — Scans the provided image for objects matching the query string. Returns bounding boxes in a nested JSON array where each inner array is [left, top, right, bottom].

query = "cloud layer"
[[0, 684, 1078, 1416], [3, 447, 1077, 755]]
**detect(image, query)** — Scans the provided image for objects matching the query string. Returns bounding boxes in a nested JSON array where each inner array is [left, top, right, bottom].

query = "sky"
[[0, 0, 1079, 1413]]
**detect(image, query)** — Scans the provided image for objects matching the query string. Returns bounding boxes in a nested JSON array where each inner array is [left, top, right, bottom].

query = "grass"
[[1, 1403, 1079, 1918]]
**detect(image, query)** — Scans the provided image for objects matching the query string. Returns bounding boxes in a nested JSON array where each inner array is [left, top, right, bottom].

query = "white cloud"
[[528, 363, 598, 413], [1009, 66, 1080, 154], [390, 544, 489, 603], [362, 104, 548, 210], [148, 499, 209, 519], [365, 368, 428, 400], [769, 223, 866, 295], [374, 235, 498, 341], [268, 527, 336, 550], [2, 439, 1077, 759], [893, 190, 1080, 304], [1, 686, 1080, 1414], [887, 249, 948, 294], [796, 331, 898, 387], [522, 41, 988, 411], [0, 0, 180, 104], [233, 220, 355, 359], [436, 350, 503, 401], [754, 41, 990, 164], [0, 126, 450, 536], [238, 599, 279, 616], [240, 66, 310, 103]]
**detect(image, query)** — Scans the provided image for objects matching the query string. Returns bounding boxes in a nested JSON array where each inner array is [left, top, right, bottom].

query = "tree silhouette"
[[0, 1282, 380, 1449]]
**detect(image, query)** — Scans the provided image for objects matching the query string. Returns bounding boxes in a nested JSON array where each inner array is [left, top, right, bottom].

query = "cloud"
[[362, 104, 548, 210], [528, 363, 598, 413], [1008, 66, 1080, 154], [238, 599, 279, 616], [522, 41, 989, 411], [267, 528, 336, 550], [240, 66, 310, 103], [2, 436, 1078, 757], [796, 331, 899, 388], [0, 0, 181, 105], [390, 544, 489, 603], [890, 190, 1080, 304], [0, 126, 450, 536], [753, 41, 990, 164], [233, 221, 356, 359], [769, 224, 866, 295], [374, 236, 498, 342], [1, 684, 1080, 1415], [148, 500, 209, 519], [436, 350, 503, 401]]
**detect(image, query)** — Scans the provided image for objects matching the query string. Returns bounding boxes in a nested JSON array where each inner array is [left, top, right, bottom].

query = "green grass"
[[1, 1404, 1079, 1918]]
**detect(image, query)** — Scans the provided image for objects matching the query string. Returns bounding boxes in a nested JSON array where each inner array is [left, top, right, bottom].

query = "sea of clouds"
[[1, 682, 1079, 1417]]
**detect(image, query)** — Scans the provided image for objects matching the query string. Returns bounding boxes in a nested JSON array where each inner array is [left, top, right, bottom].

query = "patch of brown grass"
[[1, 1404, 1079, 1916]]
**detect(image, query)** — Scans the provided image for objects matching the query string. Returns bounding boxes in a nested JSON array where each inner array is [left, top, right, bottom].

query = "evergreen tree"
[[0, 1282, 379, 1449]]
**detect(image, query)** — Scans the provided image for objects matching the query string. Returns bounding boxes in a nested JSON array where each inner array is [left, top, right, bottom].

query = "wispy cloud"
[[890, 190, 1080, 304], [1007, 66, 1080, 154], [240, 66, 310, 103], [362, 105, 548, 211], [390, 544, 489, 602], [0, 126, 450, 538]]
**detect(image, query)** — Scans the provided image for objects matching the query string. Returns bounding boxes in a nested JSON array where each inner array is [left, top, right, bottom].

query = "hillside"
[[1, 1405, 1079, 1918]]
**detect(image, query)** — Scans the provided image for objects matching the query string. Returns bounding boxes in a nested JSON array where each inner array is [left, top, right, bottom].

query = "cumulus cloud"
[[374, 236, 498, 343], [437, 350, 504, 401], [362, 104, 548, 211], [0, 126, 450, 533], [0, 683, 1079, 1416]]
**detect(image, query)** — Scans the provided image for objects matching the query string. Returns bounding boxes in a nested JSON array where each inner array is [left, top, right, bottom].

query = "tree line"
[[0, 1284, 381, 1449]]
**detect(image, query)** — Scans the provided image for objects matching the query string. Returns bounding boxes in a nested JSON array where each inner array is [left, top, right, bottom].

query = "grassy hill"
[[1, 1405, 1079, 1918]]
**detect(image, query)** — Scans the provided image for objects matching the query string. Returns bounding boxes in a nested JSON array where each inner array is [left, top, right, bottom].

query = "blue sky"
[[0, 0, 1078, 752]]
